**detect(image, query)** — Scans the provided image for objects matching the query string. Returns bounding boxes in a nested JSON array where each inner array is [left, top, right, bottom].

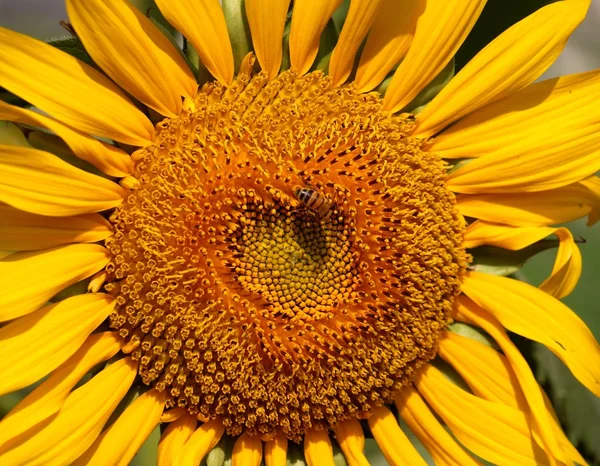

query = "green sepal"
[[448, 322, 499, 350], [0, 122, 31, 147], [469, 239, 559, 277], [48, 36, 95, 67], [0, 89, 29, 108], [431, 359, 472, 393], [332, 0, 351, 32], [286, 442, 307, 466], [223, 0, 253, 73], [403, 58, 455, 114], [49, 278, 91, 303], [313, 19, 339, 73], [332, 439, 348, 466], [200, 434, 236, 466], [27, 131, 110, 178]]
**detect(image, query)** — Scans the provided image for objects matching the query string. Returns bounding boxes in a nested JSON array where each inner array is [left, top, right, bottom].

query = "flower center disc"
[[105, 66, 468, 440]]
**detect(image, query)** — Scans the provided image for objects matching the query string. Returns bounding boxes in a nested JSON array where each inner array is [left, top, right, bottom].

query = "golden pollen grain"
[[104, 62, 468, 440]]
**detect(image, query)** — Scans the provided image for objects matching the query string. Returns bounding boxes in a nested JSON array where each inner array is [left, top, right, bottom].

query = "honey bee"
[[294, 186, 333, 219]]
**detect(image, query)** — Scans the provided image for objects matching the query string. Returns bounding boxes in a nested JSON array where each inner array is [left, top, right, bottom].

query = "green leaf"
[[469, 240, 558, 277], [223, 0, 253, 73], [534, 344, 600, 463]]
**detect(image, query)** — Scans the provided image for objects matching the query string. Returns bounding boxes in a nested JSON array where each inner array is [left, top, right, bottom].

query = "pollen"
[[104, 57, 468, 441]]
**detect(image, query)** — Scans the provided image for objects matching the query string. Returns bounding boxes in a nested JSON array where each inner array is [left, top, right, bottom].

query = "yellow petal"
[[160, 407, 188, 423], [446, 126, 600, 194], [415, 1, 589, 137], [173, 418, 225, 466], [0, 27, 154, 146], [367, 406, 426, 466], [73, 389, 166, 466], [449, 309, 585, 465], [428, 69, 600, 158], [328, 0, 386, 87], [158, 414, 198, 466], [0, 101, 132, 178], [0, 244, 109, 321], [461, 272, 600, 396], [155, 0, 234, 85], [456, 180, 600, 227], [580, 175, 600, 225], [264, 431, 287, 466], [0, 332, 120, 450], [66, 0, 196, 118], [383, 0, 486, 113], [395, 385, 482, 466], [444, 321, 565, 463], [0, 205, 112, 251], [539, 228, 581, 299], [232, 432, 263, 466], [333, 419, 370, 466], [289, 0, 343, 75], [245, 0, 291, 80], [355, 0, 424, 92], [415, 364, 551, 466], [0, 145, 124, 216], [463, 220, 554, 250], [304, 428, 335, 466], [0, 293, 114, 396], [0, 358, 138, 466]]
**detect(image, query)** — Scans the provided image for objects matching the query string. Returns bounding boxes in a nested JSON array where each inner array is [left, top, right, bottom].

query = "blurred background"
[[1, 0, 599, 464]]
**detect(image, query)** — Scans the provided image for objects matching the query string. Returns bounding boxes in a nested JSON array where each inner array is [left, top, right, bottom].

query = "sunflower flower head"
[[0, 0, 599, 465]]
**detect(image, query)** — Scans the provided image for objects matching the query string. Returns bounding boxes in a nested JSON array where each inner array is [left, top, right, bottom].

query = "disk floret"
[[105, 64, 468, 440]]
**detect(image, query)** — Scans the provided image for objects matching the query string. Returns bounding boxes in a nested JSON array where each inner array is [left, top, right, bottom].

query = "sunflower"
[[0, 0, 599, 464]]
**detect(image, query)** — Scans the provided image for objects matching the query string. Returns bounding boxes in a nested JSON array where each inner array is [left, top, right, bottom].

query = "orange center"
[[104, 64, 468, 440]]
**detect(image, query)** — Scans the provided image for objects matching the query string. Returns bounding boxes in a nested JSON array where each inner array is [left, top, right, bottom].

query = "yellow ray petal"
[[0, 27, 153, 146], [355, 0, 425, 93], [539, 228, 582, 299], [73, 389, 166, 466], [0, 145, 124, 216], [0, 293, 114, 396], [173, 418, 225, 466], [160, 407, 188, 423], [464, 222, 581, 299], [264, 431, 287, 466], [463, 220, 554, 250], [289, 0, 342, 75], [446, 126, 600, 194], [415, 1, 589, 138], [245, 0, 291, 79], [155, 0, 234, 85], [333, 419, 370, 466], [0, 244, 109, 321], [66, 0, 196, 118], [232, 431, 263, 466], [449, 309, 582, 464], [580, 175, 600, 225], [383, 0, 487, 113], [428, 69, 600, 158], [0, 332, 121, 450], [158, 414, 198, 466], [415, 364, 552, 465], [0, 205, 112, 251], [396, 385, 482, 466], [304, 428, 335, 466], [328, 0, 386, 87], [0, 101, 133, 178], [367, 406, 426, 466], [0, 358, 137, 465], [456, 180, 600, 227], [461, 272, 600, 396]]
